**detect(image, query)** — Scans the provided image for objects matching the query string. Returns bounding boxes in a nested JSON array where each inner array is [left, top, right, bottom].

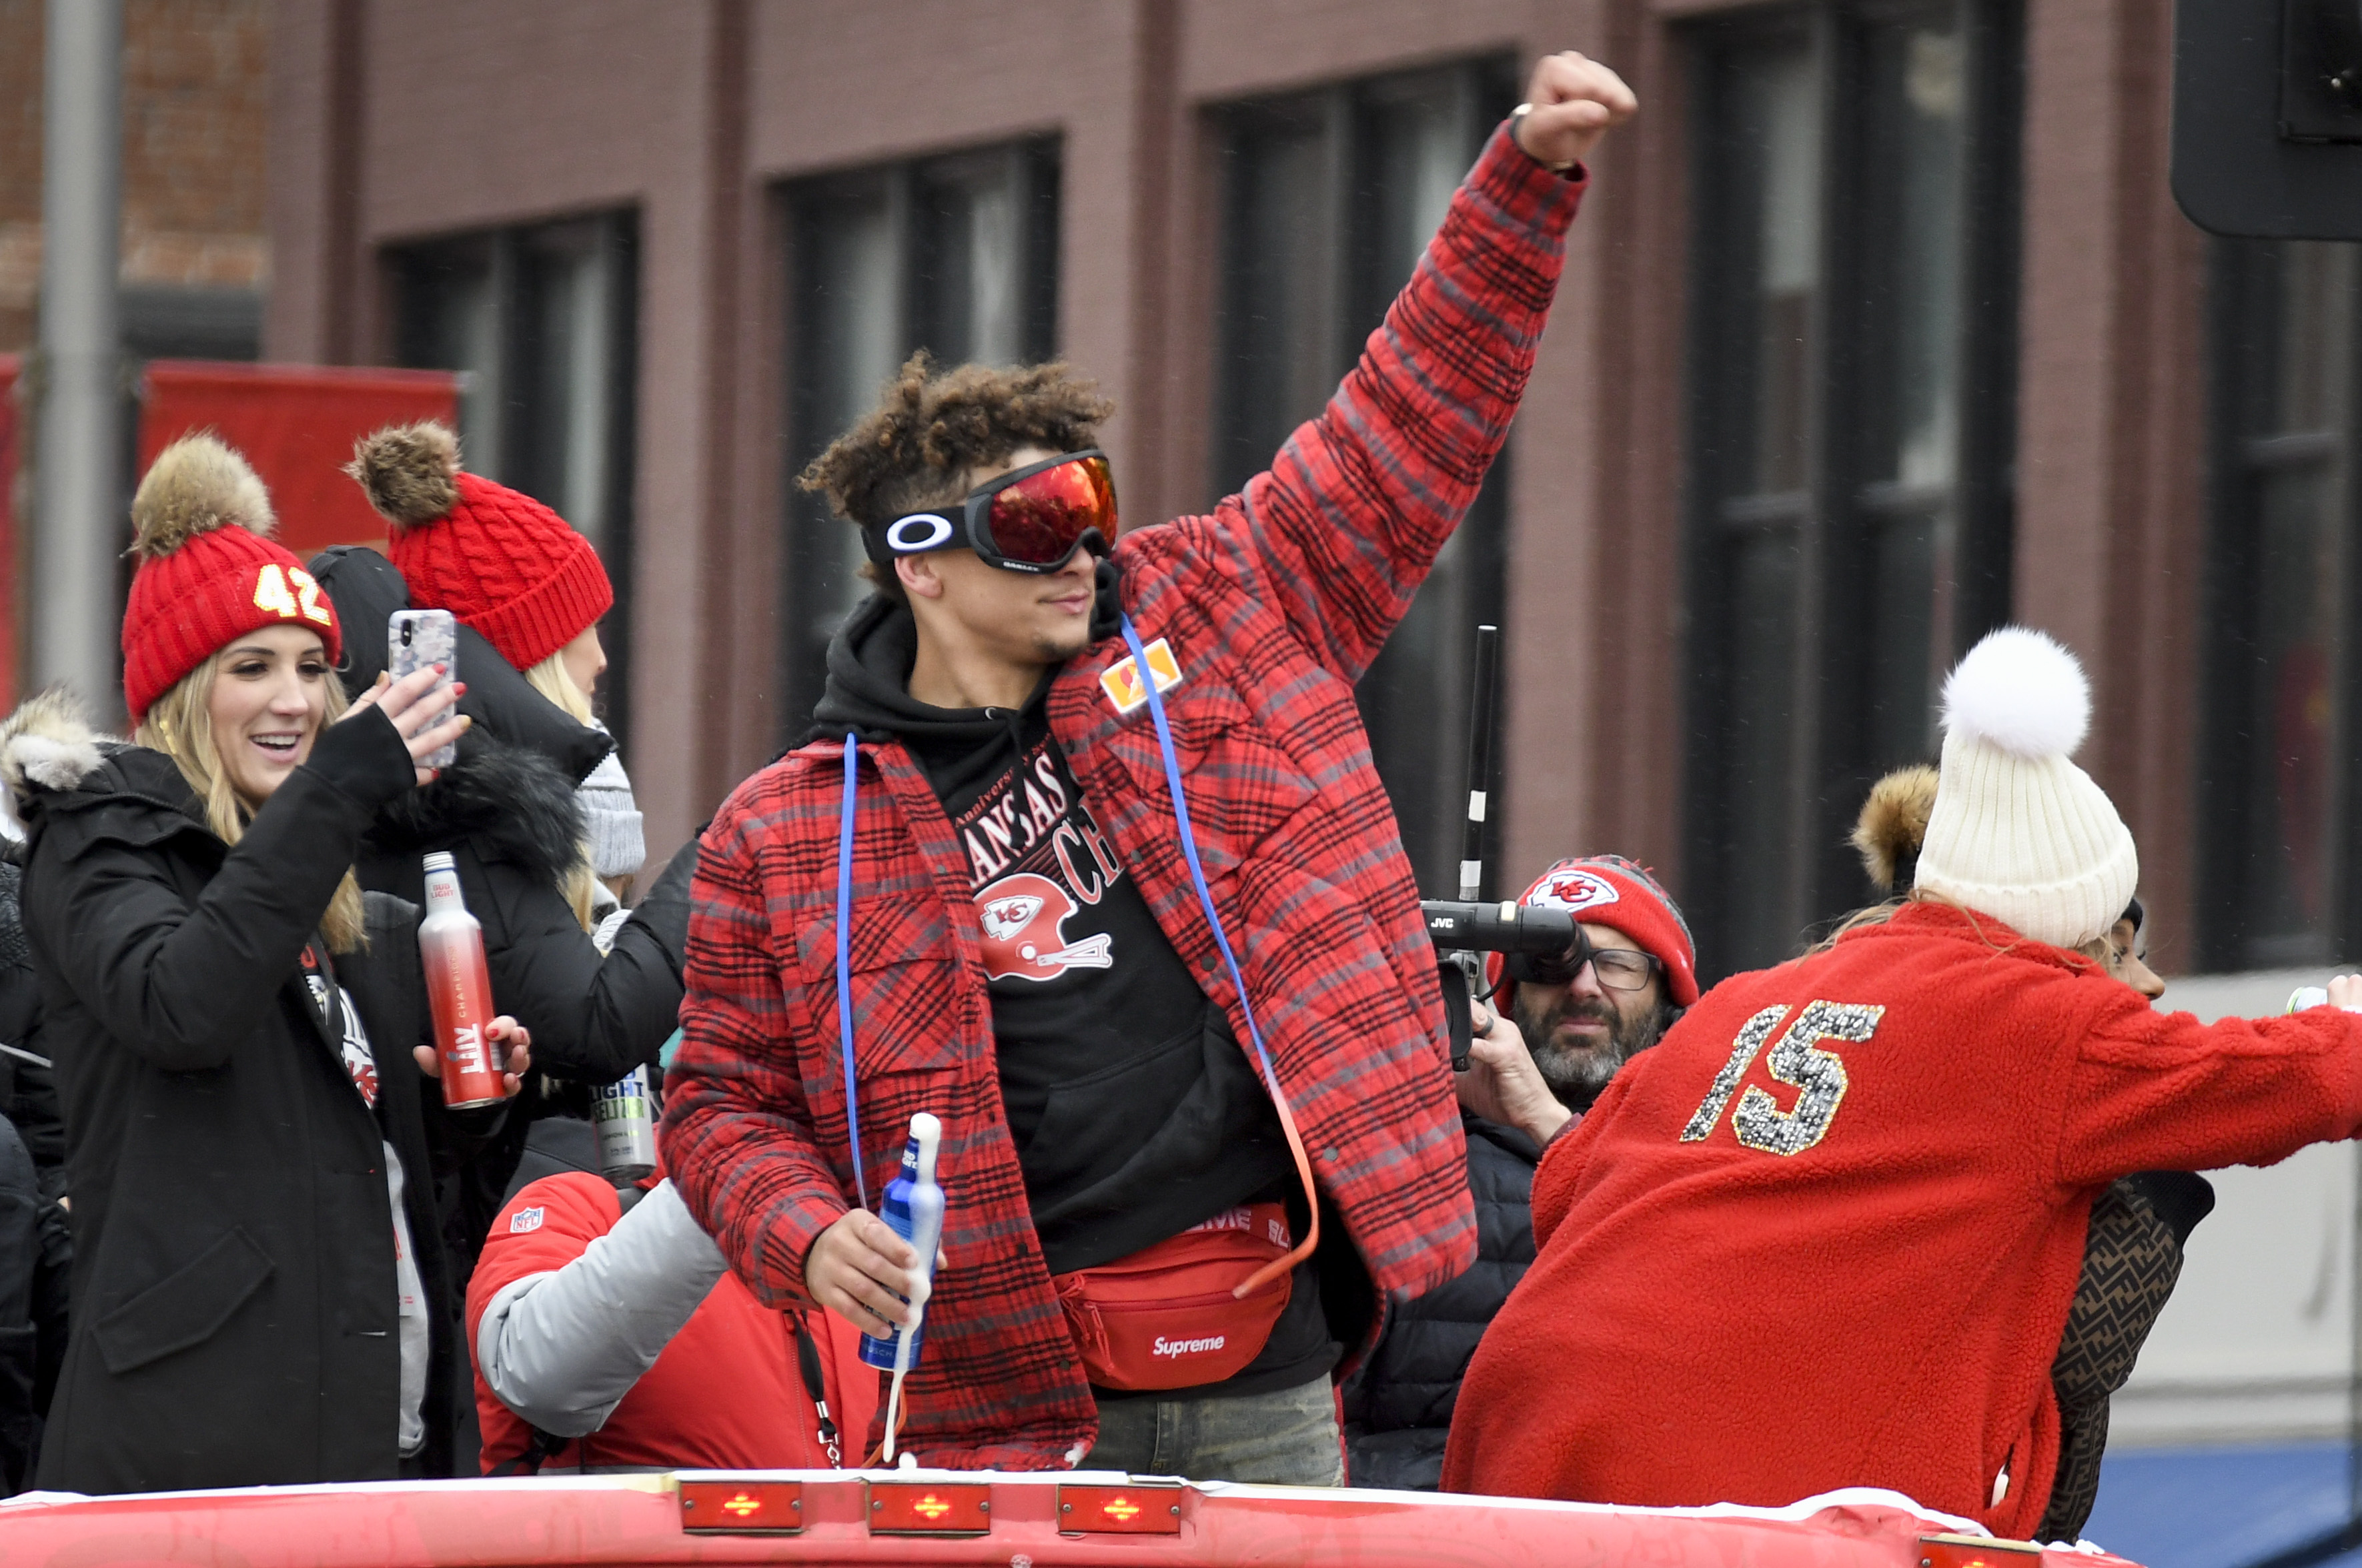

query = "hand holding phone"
[[388, 609, 460, 771]]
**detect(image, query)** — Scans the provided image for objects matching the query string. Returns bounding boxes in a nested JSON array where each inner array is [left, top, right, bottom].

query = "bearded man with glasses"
[[662, 53, 1636, 1481], [1344, 856, 1695, 1489]]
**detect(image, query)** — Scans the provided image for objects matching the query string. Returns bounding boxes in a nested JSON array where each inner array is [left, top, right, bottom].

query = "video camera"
[[1425, 899, 1581, 1073]]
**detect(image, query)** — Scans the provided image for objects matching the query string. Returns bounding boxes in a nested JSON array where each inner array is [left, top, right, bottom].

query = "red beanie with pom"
[[121, 434, 343, 722], [344, 422, 612, 672], [1485, 855, 1700, 1008]]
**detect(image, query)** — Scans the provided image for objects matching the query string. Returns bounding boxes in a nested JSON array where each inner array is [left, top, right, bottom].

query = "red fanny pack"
[[1052, 1203, 1295, 1391]]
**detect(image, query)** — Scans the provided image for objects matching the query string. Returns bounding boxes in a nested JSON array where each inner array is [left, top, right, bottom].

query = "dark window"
[[2199, 241, 2361, 970], [1212, 58, 1518, 895], [780, 140, 1061, 734], [390, 212, 639, 747], [1684, 1, 2022, 977]]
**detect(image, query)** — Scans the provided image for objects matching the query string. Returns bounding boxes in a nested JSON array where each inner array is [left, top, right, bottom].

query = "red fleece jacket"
[[469, 1174, 874, 1473], [1441, 902, 2362, 1538]]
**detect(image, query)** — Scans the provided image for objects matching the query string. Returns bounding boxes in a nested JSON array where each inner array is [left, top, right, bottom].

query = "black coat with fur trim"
[[1, 694, 467, 1493], [354, 734, 693, 1282], [358, 734, 690, 1086]]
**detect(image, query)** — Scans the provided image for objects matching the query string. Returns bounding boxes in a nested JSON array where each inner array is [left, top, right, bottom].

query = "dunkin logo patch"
[[1099, 638, 1183, 716], [509, 1207, 544, 1235]]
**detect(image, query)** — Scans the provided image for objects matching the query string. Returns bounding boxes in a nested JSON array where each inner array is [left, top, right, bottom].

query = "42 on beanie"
[[345, 422, 612, 674], [1912, 626, 2138, 950], [1486, 854, 1700, 1007], [121, 434, 344, 722]]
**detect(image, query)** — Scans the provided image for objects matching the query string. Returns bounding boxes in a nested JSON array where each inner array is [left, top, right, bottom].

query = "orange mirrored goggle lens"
[[983, 455, 1119, 566]]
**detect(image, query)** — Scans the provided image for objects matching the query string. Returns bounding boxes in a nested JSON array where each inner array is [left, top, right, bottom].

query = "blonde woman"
[[4, 436, 528, 1493], [336, 424, 698, 1269]]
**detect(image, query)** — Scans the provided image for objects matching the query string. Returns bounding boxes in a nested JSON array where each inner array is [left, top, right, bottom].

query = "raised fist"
[[1514, 50, 1638, 172]]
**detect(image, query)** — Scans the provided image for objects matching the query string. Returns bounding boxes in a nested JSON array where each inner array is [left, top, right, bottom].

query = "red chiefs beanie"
[[1486, 855, 1700, 1008], [121, 434, 344, 722], [344, 422, 612, 673]]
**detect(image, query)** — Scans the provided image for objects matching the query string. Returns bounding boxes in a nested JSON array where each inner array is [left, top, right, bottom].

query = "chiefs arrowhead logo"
[[1529, 868, 1620, 914]]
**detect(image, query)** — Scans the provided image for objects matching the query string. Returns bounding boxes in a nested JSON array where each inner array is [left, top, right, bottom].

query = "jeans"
[[1082, 1375, 1343, 1485]]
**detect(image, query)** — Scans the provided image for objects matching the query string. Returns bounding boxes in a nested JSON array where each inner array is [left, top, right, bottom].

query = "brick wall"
[[0, 0, 269, 355]]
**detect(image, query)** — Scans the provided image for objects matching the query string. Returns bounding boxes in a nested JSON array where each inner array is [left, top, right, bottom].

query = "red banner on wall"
[[137, 361, 461, 560]]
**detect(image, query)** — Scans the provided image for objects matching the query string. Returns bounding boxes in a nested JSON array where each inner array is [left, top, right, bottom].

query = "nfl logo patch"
[[509, 1207, 544, 1234]]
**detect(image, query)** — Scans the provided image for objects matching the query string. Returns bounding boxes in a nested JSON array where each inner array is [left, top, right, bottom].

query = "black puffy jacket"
[[3, 691, 470, 1492], [314, 545, 692, 1086], [1342, 1114, 1538, 1491], [0, 851, 63, 1201], [313, 547, 694, 1282], [0, 1109, 67, 1494]]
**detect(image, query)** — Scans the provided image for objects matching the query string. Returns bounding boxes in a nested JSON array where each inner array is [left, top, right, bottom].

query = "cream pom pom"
[[1939, 626, 2092, 760]]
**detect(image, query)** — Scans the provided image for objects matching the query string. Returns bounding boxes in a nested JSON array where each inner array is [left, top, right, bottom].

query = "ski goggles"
[[867, 450, 1119, 575]]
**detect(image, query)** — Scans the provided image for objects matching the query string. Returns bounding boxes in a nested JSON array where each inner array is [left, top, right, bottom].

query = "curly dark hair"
[[800, 352, 1114, 565]]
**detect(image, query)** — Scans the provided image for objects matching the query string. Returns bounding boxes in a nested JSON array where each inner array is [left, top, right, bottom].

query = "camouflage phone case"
[[388, 610, 459, 770]]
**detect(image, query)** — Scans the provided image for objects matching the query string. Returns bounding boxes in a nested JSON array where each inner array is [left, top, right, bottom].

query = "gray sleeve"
[[474, 1179, 731, 1437]]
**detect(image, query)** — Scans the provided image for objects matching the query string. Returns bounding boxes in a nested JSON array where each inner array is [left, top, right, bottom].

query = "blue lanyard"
[[836, 732, 866, 1209], [1116, 616, 1284, 1101]]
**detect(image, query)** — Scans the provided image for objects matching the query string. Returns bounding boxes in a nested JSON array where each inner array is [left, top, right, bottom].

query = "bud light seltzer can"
[[594, 1066, 658, 1181], [420, 852, 505, 1108]]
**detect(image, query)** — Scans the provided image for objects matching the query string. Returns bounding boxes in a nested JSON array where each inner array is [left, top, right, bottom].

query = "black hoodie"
[[812, 582, 1337, 1397]]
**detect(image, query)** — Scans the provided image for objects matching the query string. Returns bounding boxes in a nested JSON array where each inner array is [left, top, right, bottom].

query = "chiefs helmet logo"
[[1529, 868, 1620, 914], [975, 872, 1114, 982]]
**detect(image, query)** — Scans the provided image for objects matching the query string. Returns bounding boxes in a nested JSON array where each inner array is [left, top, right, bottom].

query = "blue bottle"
[[859, 1112, 945, 1373]]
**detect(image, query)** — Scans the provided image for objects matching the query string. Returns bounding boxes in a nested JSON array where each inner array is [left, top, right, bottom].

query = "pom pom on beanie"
[[1912, 628, 2137, 950], [121, 434, 342, 722], [347, 422, 612, 674]]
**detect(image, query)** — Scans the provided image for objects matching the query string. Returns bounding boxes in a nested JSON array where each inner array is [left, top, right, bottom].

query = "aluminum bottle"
[[859, 1113, 947, 1372], [421, 851, 505, 1108], [594, 1066, 658, 1181]]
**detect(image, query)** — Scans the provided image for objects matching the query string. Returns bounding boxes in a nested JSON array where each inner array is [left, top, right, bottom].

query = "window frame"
[[1680, 0, 2023, 978], [388, 209, 640, 749], [778, 138, 1062, 738], [1207, 56, 1520, 896], [2196, 239, 2362, 970]]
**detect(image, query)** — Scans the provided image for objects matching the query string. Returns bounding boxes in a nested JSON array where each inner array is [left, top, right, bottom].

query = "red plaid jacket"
[[663, 127, 1586, 1469]]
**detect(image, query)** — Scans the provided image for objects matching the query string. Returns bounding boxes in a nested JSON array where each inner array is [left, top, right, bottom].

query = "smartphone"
[[388, 609, 459, 771]]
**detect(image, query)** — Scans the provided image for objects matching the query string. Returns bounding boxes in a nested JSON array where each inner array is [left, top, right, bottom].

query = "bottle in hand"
[[594, 1066, 658, 1181], [859, 1113, 947, 1371], [421, 851, 506, 1108]]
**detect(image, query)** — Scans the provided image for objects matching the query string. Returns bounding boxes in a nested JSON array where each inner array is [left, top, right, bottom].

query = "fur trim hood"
[[0, 690, 113, 810], [364, 731, 586, 890], [1853, 764, 1940, 893]]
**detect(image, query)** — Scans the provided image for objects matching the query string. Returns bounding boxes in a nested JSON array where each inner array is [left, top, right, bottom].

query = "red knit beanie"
[[1486, 855, 1700, 1008], [344, 422, 612, 672], [121, 434, 344, 722]]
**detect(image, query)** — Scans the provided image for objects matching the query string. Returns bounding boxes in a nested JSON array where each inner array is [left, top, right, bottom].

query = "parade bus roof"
[[0, 1469, 2137, 1567]]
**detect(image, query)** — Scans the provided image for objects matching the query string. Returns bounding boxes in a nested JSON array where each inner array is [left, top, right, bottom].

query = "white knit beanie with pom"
[[1912, 627, 2138, 950]]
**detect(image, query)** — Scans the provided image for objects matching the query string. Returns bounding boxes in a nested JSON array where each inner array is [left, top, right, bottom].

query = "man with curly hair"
[[663, 52, 1635, 1479]]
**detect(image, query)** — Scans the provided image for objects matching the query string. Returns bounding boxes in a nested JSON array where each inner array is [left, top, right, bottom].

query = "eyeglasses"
[[1505, 932, 1662, 992], [872, 450, 1119, 575]]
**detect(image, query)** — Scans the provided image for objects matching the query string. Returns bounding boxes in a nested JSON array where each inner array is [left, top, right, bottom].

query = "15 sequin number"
[[1680, 1000, 1884, 1156], [253, 564, 334, 628]]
